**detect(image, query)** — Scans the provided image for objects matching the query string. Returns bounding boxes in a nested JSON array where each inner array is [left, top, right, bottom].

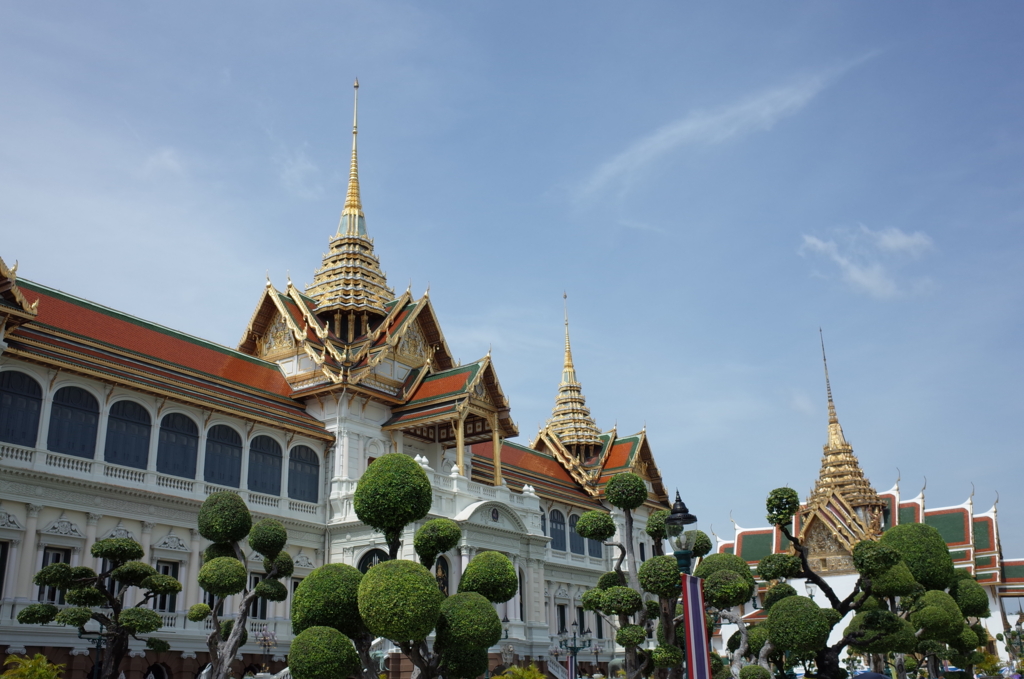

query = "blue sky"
[[2, 2, 1023, 557]]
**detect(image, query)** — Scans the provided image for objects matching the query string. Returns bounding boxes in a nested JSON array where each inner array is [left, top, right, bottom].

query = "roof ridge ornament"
[[339, 78, 364, 234], [544, 293, 602, 452]]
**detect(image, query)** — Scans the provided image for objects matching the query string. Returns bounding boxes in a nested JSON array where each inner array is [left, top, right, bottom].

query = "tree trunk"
[[661, 595, 682, 679], [757, 639, 775, 672], [352, 633, 379, 679], [870, 653, 886, 673], [894, 653, 907, 679], [926, 653, 941, 679], [101, 632, 129, 679], [718, 610, 749, 679], [814, 646, 843, 679]]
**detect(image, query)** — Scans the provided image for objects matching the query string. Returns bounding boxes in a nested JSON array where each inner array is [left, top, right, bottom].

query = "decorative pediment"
[[294, 553, 315, 569], [41, 513, 85, 538], [0, 503, 23, 530], [261, 314, 296, 357], [152, 530, 189, 552], [101, 521, 136, 541], [397, 322, 428, 366]]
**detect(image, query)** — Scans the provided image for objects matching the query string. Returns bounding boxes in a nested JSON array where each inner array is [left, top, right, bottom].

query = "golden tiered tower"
[[799, 333, 885, 572], [306, 80, 394, 339], [545, 295, 604, 461]]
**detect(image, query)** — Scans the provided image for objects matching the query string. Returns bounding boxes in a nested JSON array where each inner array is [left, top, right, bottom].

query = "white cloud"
[[576, 55, 876, 204], [141, 147, 185, 177], [800, 225, 935, 299], [278, 145, 323, 199]]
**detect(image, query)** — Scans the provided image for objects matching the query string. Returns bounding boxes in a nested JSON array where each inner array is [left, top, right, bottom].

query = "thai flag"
[[681, 573, 712, 679], [568, 653, 576, 679]]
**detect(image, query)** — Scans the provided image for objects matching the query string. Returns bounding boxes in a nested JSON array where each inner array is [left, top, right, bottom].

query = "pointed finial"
[[338, 78, 365, 236], [266, 270, 271, 288], [820, 328, 837, 425], [487, 344, 492, 357]]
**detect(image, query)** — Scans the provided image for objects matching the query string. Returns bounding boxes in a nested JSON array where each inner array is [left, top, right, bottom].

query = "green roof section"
[[898, 505, 919, 525], [738, 532, 774, 563], [973, 519, 993, 551], [925, 511, 968, 545]]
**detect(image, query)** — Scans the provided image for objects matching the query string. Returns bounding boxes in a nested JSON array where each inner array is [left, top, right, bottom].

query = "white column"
[[547, 581, 556, 631], [196, 424, 210, 484], [240, 433, 251, 490], [94, 398, 111, 463], [510, 556, 522, 621], [15, 504, 42, 600], [280, 445, 291, 501], [6, 538, 22, 601], [85, 513, 101, 569], [147, 415, 161, 472], [36, 376, 55, 449], [186, 529, 202, 608]]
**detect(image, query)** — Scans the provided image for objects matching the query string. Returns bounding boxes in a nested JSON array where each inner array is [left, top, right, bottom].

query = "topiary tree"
[[186, 492, 293, 679], [16, 536, 180, 679], [694, 553, 757, 678], [292, 454, 518, 679]]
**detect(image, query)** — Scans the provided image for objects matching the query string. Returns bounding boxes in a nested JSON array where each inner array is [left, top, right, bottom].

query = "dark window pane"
[[569, 515, 585, 555], [288, 445, 319, 503], [156, 413, 198, 479], [104, 400, 151, 469], [204, 425, 242, 488], [47, 386, 99, 459], [358, 549, 388, 573], [248, 435, 282, 496], [435, 556, 449, 596], [0, 371, 42, 447], [550, 510, 566, 552], [541, 512, 547, 536], [588, 537, 603, 558]]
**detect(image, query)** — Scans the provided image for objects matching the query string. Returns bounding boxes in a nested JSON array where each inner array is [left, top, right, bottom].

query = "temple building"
[[0, 83, 669, 679], [711, 340, 1024, 663]]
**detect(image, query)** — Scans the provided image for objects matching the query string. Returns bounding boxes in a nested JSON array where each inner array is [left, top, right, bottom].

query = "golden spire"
[[820, 328, 847, 448], [339, 79, 365, 236], [546, 294, 603, 455], [307, 79, 393, 323]]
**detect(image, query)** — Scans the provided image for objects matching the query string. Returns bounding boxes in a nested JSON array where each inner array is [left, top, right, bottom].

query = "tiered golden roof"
[[545, 297, 603, 457], [306, 80, 394, 322]]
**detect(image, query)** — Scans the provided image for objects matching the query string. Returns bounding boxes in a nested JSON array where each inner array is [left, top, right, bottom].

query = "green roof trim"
[[898, 506, 918, 525], [738, 532, 774, 563], [925, 511, 968, 545], [973, 519, 992, 551]]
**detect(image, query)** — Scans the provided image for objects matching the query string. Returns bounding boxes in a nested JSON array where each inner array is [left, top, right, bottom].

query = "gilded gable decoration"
[[261, 314, 296, 357], [398, 322, 428, 365]]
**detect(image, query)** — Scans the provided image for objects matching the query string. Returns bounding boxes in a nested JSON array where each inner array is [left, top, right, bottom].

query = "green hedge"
[[220, 619, 248, 646], [652, 645, 683, 668], [197, 557, 247, 597], [55, 607, 93, 628], [354, 453, 432, 543], [600, 586, 643, 616], [639, 555, 681, 599], [763, 583, 796, 612], [92, 537, 144, 562], [204, 543, 238, 563], [910, 590, 964, 643], [358, 559, 442, 642], [879, 523, 954, 591], [646, 510, 669, 541], [436, 592, 502, 650], [65, 587, 107, 607], [617, 625, 646, 648], [598, 571, 622, 590], [17, 603, 58, 624], [249, 518, 287, 559], [414, 518, 461, 569], [289, 627, 360, 679], [187, 604, 211, 622], [575, 511, 617, 542], [440, 646, 490, 679], [756, 554, 801, 582], [581, 589, 604, 611], [704, 570, 754, 610], [292, 563, 365, 637], [119, 608, 162, 635], [852, 540, 901, 579], [263, 552, 294, 579], [605, 473, 648, 511], [255, 578, 289, 602], [198, 492, 252, 544], [111, 561, 157, 587], [458, 551, 517, 603], [766, 596, 829, 654], [740, 665, 772, 679], [765, 488, 800, 526]]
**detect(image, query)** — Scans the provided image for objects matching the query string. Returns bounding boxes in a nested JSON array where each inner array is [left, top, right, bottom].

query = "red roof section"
[[604, 441, 635, 469], [19, 281, 292, 396], [407, 370, 473, 402]]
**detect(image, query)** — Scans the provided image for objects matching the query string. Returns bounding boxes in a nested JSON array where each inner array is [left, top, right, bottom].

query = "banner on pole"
[[681, 573, 712, 679], [568, 653, 576, 679]]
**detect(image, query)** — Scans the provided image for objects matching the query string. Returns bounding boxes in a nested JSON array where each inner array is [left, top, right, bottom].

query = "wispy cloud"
[[576, 56, 875, 204], [278, 145, 323, 199], [800, 225, 935, 299]]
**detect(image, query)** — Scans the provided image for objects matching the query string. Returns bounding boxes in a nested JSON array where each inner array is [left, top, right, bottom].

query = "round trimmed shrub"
[[118, 608, 163, 634], [187, 603, 211, 622], [693, 553, 755, 585], [645, 599, 661, 623], [646, 510, 669, 541], [639, 555, 681, 598], [606, 473, 648, 511], [146, 638, 170, 653], [845, 611, 917, 654], [952, 578, 989, 618], [822, 608, 843, 628], [34, 562, 73, 589], [910, 590, 965, 643], [358, 559, 442, 642], [598, 571, 622, 590], [248, 518, 287, 559], [704, 570, 754, 610], [197, 557, 247, 597], [879, 522, 954, 591], [220, 619, 248, 646], [766, 596, 830, 654], [69, 566, 97, 581], [17, 603, 58, 624], [141, 573, 181, 595], [576, 511, 617, 542], [204, 543, 238, 563], [652, 645, 683, 668], [740, 665, 771, 679], [255, 578, 289, 602], [765, 488, 801, 526], [763, 583, 797, 612], [581, 588, 604, 611], [65, 586, 107, 607], [414, 518, 461, 569], [617, 624, 647, 647], [92, 537, 144, 562], [292, 563, 365, 637], [871, 560, 920, 598], [756, 554, 801, 582], [441, 647, 490, 679], [198, 492, 252, 544], [436, 592, 502, 649], [111, 561, 157, 587], [691, 530, 713, 558], [55, 606, 94, 628], [458, 551, 517, 603], [747, 625, 769, 658], [852, 540, 901, 579], [263, 552, 294, 579], [601, 586, 644, 616], [289, 626, 360, 679], [354, 453, 432, 544]]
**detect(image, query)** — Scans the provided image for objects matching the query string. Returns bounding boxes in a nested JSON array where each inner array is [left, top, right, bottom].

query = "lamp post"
[[77, 622, 106, 679], [559, 621, 592, 679], [804, 582, 818, 602], [663, 491, 698, 574], [254, 625, 277, 673]]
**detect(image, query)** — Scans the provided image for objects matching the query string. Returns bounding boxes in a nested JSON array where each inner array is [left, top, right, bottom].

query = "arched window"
[[205, 425, 242, 488], [588, 537, 603, 558], [569, 515, 585, 555], [48, 386, 99, 458], [0, 370, 42, 447], [288, 445, 319, 503], [156, 413, 198, 479], [435, 556, 450, 596], [541, 512, 547, 536], [358, 549, 388, 573], [550, 510, 566, 552], [519, 568, 526, 621], [104, 400, 151, 469], [248, 435, 282, 496]]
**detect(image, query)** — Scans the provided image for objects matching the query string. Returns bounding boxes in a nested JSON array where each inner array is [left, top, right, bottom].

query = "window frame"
[[204, 424, 243, 488], [104, 399, 152, 470], [47, 385, 100, 459], [287, 445, 319, 503], [247, 435, 283, 496], [156, 412, 199, 479], [0, 370, 43, 447], [549, 510, 566, 552], [568, 514, 585, 555]]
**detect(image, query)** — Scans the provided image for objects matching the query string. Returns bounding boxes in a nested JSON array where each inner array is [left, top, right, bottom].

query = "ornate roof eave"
[[0, 255, 39, 322], [630, 431, 669, 504], [533, 427, 598, 496]]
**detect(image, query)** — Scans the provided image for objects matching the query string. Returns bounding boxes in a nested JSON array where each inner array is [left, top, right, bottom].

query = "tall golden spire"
[[820, 328, 847, 449], [546, 294, 603, 457], [306, 79, 393, 326]]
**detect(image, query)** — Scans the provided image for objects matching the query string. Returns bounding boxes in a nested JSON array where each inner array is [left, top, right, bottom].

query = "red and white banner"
[[681, 573, 712, 679]]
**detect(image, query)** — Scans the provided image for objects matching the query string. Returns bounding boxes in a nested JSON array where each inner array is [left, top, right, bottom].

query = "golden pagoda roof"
[[545, 296, 603, 448], [306, 80, 394, 317], [806, 333, 881, 511]]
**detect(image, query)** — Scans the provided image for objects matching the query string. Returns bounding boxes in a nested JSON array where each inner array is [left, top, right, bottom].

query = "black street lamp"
[[663, 491, 698, 575], [558, 621, 592, 678], [77, 623, 106, 679]]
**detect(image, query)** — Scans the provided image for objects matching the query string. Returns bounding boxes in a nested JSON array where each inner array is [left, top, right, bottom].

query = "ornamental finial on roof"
[[546, 294, 602, 452], [820, 328, 847, 449], [338, 78, 364, 236]]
